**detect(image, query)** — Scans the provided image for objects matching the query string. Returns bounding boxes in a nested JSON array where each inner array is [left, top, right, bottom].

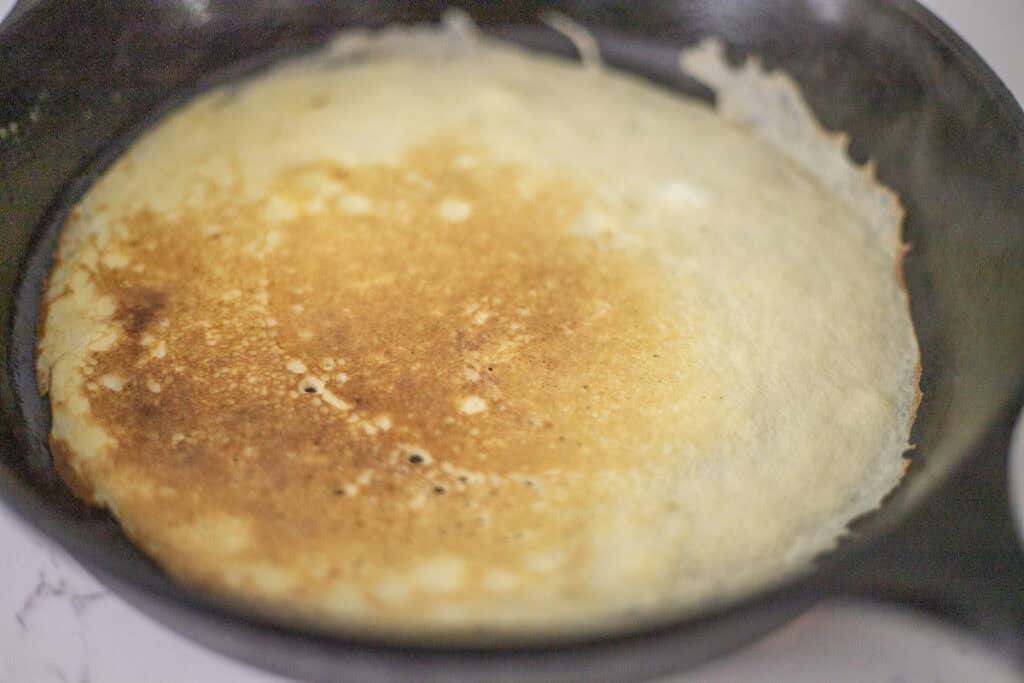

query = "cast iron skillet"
[[1, 1, 1023, 681]]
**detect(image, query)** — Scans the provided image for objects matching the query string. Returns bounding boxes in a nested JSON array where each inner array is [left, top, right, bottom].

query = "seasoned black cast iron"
[[1, 1, 1023, 681]]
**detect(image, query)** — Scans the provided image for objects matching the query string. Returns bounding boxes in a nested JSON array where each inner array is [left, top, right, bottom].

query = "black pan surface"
[[1, 2, 1023, 681]]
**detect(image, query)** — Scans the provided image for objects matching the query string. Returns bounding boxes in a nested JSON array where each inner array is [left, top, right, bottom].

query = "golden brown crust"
[[56, 137, 712, 626], [38, 35, 922, 634]]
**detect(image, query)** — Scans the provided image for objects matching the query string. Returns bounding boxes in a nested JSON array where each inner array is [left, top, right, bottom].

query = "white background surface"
[[1, 1, 1023, 682]]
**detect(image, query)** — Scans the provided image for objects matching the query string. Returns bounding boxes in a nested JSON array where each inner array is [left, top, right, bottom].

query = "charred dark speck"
[[137, 401, 159, 420]]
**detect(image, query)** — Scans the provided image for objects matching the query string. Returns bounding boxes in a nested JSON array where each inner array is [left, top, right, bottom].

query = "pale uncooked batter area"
[[37, 25, 919, 636]]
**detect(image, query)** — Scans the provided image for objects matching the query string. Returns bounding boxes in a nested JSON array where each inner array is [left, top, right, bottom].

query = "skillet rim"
[[0, 0, 1022, 656]]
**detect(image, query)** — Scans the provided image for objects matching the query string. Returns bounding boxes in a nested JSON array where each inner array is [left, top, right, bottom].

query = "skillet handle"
[[823, 405, 1024, 662]]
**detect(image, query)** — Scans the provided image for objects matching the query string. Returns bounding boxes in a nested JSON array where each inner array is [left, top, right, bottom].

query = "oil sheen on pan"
[[35, 22, 920, 636]]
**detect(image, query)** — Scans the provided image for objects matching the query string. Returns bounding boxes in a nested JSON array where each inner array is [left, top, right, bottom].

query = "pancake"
[[36, 24, 920, 635]]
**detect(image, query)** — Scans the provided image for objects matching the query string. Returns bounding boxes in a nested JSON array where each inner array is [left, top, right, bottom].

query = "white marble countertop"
[[2, 1, 1023, 681], [2, 505, 1022, 683]]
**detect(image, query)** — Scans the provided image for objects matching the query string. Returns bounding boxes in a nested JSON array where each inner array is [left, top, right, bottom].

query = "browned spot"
[[68, 136, 716, 621], [115, 286, 167, 337]]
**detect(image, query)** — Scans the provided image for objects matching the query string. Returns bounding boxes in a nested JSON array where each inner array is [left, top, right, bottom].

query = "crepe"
[[36, 24, 920, 635]]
